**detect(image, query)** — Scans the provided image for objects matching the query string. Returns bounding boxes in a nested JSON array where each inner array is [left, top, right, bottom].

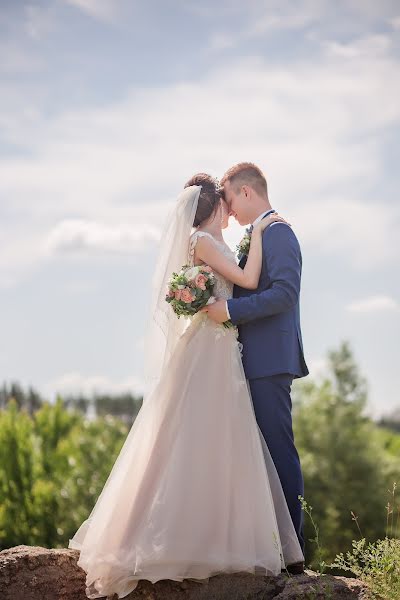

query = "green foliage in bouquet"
[[165, 264, 234, 329], [165, 264, 215, 317]]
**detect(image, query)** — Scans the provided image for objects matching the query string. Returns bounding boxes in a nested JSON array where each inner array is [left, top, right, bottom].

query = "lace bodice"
[[188, 231, 236, 301]]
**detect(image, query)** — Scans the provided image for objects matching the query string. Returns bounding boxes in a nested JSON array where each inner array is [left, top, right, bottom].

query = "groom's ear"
[[242, 184, 251, 199]]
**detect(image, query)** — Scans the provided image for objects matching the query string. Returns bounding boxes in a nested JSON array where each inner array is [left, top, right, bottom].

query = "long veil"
[[142, 184, 201, 403]]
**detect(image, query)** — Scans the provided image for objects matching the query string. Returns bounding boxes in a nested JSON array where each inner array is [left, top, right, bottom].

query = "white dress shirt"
[[225, 209, 275, 320]]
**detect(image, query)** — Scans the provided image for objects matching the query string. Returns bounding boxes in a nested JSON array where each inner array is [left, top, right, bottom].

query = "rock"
[[0, 545, 85, 600], [0, 545, 373, 600]]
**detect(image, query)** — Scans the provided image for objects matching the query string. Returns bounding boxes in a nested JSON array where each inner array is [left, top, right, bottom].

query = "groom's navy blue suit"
[[227, 211, 309, 556]]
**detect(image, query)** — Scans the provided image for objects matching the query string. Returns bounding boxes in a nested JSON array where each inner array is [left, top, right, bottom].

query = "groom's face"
[[223, 181, 251, 226]]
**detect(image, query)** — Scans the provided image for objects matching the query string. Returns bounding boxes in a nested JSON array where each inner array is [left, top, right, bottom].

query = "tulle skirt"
[[68, 314, 304, 598]]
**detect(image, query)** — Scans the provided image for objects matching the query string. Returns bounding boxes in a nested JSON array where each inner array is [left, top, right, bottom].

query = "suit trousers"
[[248, 373, 305, 556]]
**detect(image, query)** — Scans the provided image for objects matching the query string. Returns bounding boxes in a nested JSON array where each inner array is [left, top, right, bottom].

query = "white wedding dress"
[[68, 230, 304, 599]]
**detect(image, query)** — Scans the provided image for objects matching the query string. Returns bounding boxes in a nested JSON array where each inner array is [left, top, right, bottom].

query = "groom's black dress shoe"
[[281, 561, 305, 575]]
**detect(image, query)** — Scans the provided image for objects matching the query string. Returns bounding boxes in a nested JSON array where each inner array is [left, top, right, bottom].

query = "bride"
[[68, 173, 305, 599]]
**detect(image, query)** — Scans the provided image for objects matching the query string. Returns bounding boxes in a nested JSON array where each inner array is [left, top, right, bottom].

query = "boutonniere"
[[236, 227, 252, 258]]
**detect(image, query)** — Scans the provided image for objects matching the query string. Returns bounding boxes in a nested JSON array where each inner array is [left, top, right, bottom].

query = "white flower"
[[206, 296, 216, 305], [185, 266, 200, 280]]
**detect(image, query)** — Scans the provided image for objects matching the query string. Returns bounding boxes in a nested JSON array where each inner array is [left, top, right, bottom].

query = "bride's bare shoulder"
[[189, 231, 216, 250], [189, 231, 222, 263], [190, 230, 215, 241]]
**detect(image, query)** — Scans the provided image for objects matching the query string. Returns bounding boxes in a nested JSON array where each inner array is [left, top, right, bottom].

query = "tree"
[[293, 341, 395, 566], [0, 398, 128, 549], [0, 381, 42, 414]]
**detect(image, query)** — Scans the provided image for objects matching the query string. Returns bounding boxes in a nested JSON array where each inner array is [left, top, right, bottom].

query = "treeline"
[[0, 341, 399, 572], [0, 383, 143, 424]]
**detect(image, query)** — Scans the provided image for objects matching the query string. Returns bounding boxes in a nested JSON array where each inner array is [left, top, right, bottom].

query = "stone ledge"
[[0, 545, 373, 600]]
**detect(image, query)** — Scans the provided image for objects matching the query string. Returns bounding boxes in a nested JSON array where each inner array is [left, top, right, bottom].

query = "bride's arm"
[[193, 214, 288, 290]]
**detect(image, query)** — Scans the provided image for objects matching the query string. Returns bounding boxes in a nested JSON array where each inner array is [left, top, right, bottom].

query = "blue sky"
[[0, 0, 399, 418]]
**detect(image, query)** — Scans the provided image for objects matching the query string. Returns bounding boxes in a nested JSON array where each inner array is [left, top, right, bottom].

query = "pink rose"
[[175, 289, 182, 300], [168, 289, 175, 298], [194, 273, 207, 290], [181, 288, 194, 303]]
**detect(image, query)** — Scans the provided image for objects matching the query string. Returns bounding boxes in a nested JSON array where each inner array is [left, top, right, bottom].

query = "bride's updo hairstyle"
[[184, 173, 222, 227]]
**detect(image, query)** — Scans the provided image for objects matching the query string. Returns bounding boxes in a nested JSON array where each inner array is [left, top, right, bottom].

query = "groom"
[[204, 162, 309, 573]]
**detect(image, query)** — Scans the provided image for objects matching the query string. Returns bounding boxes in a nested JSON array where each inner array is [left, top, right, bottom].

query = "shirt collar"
[[252, 209, 275, 228]]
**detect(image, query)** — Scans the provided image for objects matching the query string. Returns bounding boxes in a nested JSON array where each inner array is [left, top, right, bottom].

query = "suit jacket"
[[227, 219, 309, 380]]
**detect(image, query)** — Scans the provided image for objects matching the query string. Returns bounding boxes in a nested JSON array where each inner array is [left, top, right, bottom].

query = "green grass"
[[299, 482, 400, 600]]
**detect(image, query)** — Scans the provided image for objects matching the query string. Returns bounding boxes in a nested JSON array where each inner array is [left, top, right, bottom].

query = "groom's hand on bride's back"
[[199, 299, 228, 323]]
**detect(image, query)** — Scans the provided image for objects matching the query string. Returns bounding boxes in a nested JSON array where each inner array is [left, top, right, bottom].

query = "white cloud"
[[207, 1, 320, 51], [0, 41, 43, 73], [346, 295, 400, 314], [389, 15, 400, 29], [43, 371, 144, 401], [207, 1, 400, 57], [208, 33, 236, 51], [0, 37, 399, 284], [324, 34, 392, 59], [348, 0, 400, 21], [246, 8, 317, 36], [24, 4, 55, 40], [0, 209, 168, 288], [0, 0, 399, 420], [63, 0, 119, 23], [42, 219, 161, 256], [0, 228, 47, 288], [291, 197, 400, 269]]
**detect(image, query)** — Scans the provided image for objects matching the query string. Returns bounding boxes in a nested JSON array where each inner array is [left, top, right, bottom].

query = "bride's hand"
[[254, 212, 291, 234]]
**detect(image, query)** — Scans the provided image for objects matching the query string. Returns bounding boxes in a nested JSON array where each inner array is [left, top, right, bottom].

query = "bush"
[[0, 397, 128, 549]]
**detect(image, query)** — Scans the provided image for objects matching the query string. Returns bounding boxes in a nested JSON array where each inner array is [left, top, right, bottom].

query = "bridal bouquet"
[[165, 265, 233, 328]]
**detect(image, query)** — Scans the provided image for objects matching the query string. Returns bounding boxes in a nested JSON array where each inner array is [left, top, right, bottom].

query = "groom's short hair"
[[221, 162, 268, 197]]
